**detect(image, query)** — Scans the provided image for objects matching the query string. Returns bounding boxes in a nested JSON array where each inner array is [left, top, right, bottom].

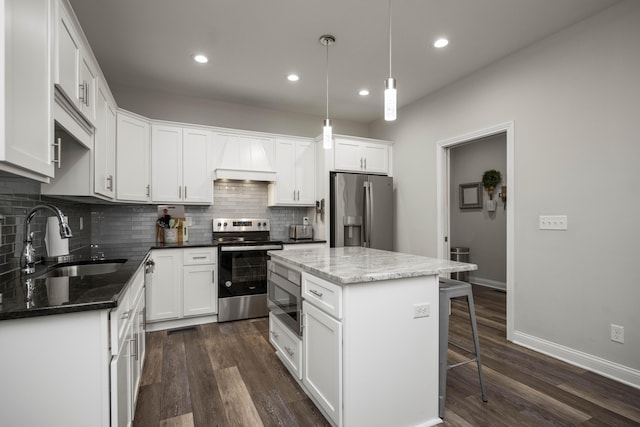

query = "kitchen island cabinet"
[[268, 246, 476, 427]]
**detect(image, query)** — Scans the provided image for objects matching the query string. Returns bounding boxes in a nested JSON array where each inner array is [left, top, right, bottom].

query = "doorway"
[[436, 122, 515, 341]]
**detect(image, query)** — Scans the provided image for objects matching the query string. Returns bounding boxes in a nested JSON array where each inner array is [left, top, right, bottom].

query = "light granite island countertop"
[[267, 246, 477, 427], [268, 245, 477, 284]]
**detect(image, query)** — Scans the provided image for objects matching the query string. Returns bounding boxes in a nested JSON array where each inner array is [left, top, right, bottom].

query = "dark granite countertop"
[[0, 238, 220, 321]]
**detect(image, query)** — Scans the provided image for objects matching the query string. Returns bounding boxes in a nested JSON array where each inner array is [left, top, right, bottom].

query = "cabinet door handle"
[[309, 289, 323, 298], [284, 346, 294, 356], [52, 138, 62, 168], [360, 157, 363, 169], [364, 157, 367, 170], [106, 175, 113, 191], [121, 309, 132, 320], [192, 256, 207, 259], [146, 185, 150, 197], [184, 186, 188, 199], [270, 330, 279, 339], [79, 82, 85, 104], [129, 336, 138, 359], [178, 186, 182, 198], [297, 190, 300, 201]]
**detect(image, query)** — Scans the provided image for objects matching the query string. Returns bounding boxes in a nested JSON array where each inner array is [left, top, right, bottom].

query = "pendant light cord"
[[388, 0, 392, 77], [325, 40, 329, 120]]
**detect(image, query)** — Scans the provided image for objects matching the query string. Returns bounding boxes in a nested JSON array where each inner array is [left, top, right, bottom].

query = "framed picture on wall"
[[459, 182, 483, 209]]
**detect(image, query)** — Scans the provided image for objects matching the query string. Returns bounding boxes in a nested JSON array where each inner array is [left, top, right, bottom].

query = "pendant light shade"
[[323, 118, 332, 149], [384, 77, 396, 121], [320, 35, 335, 149], [384, 0, 397, 121]]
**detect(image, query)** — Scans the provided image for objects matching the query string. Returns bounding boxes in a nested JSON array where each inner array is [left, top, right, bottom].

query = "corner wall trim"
[[513, 330, 640, 390]]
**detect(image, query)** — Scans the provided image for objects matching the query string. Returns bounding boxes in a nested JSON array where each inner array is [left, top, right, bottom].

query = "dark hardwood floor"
[[133, 285, 640, 426]]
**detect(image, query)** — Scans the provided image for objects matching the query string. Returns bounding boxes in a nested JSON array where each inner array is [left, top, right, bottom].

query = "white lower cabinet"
[[302, 301, 343, 426], [269, 312, 303, 380], [110, 259, 146, 427], [147, 248, 217, 328]]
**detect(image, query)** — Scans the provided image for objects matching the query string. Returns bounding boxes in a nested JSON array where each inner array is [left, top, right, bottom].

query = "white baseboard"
[[469, 275, 506, 291], [513, 330, 640, 390]]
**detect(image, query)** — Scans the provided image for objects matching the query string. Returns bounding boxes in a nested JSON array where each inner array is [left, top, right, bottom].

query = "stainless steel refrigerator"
[[330, 172, 393, 250]]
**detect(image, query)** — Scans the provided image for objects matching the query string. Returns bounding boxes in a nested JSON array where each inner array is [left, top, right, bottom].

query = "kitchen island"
[[268, 246, 477, 427]]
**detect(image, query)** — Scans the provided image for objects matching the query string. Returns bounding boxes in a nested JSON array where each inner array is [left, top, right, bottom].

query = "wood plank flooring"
[[134, 285, 640, 426]]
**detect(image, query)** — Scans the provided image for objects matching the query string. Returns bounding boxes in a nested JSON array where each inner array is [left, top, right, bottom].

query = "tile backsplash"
[[0, 173, 91, 281], [90, 181, 309, 243], [0, 175, 310, 279]]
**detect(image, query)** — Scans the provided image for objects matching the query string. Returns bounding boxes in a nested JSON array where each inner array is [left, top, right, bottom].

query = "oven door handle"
[[220, 244, 283, 252]]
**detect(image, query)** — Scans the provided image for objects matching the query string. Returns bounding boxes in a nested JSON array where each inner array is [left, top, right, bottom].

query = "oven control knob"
[[223, 222, 227, 227], [217, 222, 221, 227], [225, 280, 232, 288], [262, 222, 267, 227]]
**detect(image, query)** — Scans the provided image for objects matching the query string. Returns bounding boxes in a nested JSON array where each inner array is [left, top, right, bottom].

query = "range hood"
[[214, 134, 277, 182]]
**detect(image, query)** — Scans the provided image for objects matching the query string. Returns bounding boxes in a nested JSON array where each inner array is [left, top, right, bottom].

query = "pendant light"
[[320, 35, 335, 149], [384, 0, 397, 121]]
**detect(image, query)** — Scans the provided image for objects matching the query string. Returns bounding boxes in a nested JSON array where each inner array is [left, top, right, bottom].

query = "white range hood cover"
[[214, 135, 277, 182]]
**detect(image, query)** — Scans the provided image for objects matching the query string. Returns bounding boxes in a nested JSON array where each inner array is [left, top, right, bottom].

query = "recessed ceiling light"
[[193, 54, 208, 63], [287, 74, 300, 82], [434, 38, 449, 48], [358, 89, 370, 96]]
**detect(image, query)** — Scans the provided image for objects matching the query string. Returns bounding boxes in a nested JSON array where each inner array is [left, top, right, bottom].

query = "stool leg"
[[438, 295, 450, 419], [466, 292, 488, 403]]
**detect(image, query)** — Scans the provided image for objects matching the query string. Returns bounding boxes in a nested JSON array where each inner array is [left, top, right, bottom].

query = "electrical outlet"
[[611, 324, 624, 343], [539, 215, 568, 230], [413, 303, 430, 318]]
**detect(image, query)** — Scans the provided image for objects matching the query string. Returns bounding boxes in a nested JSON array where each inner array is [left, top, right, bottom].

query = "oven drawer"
[[302, 272, 342, 320], [183, 248, 216, 265], [269, 312, 302, 379]]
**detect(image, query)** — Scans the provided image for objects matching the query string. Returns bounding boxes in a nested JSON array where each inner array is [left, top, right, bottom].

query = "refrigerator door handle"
[[363, 181, 372, 247]]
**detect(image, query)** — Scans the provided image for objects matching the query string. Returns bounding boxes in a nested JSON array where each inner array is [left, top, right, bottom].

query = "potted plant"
[[482, 169, 502, 200]]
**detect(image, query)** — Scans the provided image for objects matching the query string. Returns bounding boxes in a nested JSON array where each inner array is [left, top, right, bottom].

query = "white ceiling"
[[69, 0, 619, 123]]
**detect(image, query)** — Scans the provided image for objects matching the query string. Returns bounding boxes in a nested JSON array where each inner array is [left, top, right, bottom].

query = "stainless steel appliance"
[[267, 260, 303, 336], [214, 218, 283, 322], [330, 172, 393, 250], [289, 224, 314, 240]]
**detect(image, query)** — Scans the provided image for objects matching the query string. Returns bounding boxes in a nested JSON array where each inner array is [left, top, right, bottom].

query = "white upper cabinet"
[[151, 123, 212, 204], [213, 132, 276, 181], [0, 0, 55, 182], [117, 110, 150, 202], [333, 136, 392, 175], [54, 0, 96, 126], [268, 137, 316, 206], [94, 79, 116, 198]]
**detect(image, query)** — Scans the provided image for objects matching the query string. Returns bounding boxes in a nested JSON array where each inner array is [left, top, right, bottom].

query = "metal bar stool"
[[438, 278, 488, 419]]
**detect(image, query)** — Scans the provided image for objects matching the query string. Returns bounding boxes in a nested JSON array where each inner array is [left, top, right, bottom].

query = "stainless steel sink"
[[36, 259, 127, 278]]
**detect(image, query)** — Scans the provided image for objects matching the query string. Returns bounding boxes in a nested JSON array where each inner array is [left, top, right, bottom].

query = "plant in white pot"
[[482, 169, 502, 212]]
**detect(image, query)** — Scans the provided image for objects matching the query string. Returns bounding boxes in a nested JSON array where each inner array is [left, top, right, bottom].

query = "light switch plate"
[[539, 215, 568, 230]]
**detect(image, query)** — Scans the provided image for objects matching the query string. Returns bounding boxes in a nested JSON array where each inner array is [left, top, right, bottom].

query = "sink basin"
[[37, 259, 127, 278]]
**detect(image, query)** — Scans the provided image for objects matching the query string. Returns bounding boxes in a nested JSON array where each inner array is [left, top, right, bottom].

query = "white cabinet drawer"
[[269, 313, 302, 379], [111, 261, 146, 353], [302, 272, 342, 320], [183, 247, 216, 265]]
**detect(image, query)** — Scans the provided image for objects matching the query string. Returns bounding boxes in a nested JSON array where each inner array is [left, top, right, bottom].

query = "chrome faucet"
[[21, 204, 73, 274]]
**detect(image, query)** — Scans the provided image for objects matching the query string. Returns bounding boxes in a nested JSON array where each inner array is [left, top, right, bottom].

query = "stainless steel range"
[[213, 218, 283, 322]]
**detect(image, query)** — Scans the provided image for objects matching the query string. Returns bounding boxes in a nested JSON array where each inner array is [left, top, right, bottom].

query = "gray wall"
[[111, 84, 369, 139], [450, 135, 506, 288], [370, 1, 640, 378]]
